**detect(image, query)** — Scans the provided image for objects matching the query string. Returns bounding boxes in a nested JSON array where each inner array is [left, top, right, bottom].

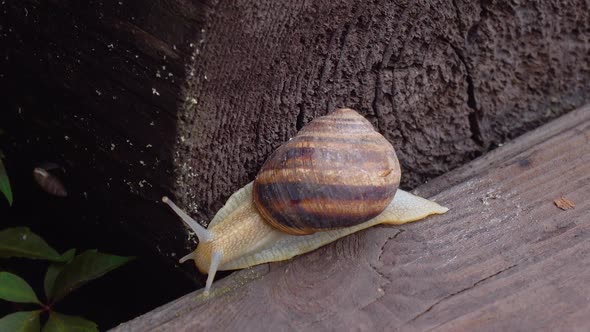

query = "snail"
[[162, 108, 448, 295]]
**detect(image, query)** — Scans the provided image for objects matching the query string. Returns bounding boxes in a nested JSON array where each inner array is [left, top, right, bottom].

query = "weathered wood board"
[[111, 104, 590, 331]]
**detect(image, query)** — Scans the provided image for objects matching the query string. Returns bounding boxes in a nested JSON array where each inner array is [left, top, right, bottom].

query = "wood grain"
[[175, 0, 590, 225], [3, 1, 590, 286], [111, 105, 590, 331]]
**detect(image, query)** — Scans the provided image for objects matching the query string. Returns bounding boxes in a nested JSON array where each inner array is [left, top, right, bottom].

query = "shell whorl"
[[252, 108, 401, 235]]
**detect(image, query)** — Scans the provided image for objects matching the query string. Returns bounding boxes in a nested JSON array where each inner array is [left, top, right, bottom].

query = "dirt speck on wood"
[[554, 197, 575, 210]]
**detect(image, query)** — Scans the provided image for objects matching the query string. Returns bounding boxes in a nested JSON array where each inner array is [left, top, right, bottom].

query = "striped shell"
[[252, 108, 401, 235]]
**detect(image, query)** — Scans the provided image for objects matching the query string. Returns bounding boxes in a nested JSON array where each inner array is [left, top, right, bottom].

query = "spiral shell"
[[252, 108, 401, 235]]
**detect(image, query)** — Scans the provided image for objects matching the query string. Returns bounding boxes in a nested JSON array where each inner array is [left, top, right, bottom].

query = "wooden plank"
[[111, 104, 590, 331]]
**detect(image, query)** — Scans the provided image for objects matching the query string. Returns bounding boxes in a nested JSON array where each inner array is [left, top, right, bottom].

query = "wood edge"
[[110, 265, 269, 331], [414, 104, 590, 197]]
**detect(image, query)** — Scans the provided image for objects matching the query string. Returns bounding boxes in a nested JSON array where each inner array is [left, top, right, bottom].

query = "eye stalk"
[[162, 196, 223, 296], [162, 196, 214, 243]]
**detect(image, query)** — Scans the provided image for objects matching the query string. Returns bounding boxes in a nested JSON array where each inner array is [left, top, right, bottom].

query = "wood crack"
[[368, 229, 406, 287], [402, 263, 518, 327], [372, 68, 386, 133], [379, 229, 405, 262], [295, 102, 306, 130], [443, 37, 486, 149], [450, 0, 488, 150]]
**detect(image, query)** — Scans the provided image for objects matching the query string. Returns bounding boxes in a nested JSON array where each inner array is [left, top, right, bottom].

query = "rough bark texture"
[[111, 105, 590, 331], [1, 0, 589, 279], [176, 0, 590, 225]]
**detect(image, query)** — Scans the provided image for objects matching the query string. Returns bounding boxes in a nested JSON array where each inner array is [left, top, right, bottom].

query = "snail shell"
[[253, 108, 400, 235]]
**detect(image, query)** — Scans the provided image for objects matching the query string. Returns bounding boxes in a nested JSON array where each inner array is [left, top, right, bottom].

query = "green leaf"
[[42, 312, 98, 332], [44, 249, 76, 300], [0, 272, 40, 304], [0, 156, 13, 206], [0, 227, 64, 262], [50, 250, 134, 302], [0, 311, 41, 332]]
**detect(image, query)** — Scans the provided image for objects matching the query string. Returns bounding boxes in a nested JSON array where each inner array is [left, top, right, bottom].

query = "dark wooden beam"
[[1, 0, 209, 278]]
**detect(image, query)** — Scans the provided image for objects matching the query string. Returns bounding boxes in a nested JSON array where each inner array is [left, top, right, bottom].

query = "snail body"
[[163, 108, 448, 296]]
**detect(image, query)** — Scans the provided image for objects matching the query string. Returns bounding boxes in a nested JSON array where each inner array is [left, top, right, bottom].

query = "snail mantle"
[[163, 108, 448, 295]]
